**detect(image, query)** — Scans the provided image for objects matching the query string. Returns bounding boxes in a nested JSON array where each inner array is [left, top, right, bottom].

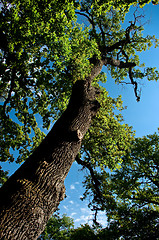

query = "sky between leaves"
[[1, 2, 159, 228]]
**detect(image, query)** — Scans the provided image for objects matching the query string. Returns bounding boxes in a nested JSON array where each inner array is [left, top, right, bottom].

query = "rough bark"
[[0, 78, 101, 239]]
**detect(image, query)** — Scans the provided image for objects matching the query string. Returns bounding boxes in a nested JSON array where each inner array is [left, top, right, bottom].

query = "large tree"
[[0, 0, 159, 239]]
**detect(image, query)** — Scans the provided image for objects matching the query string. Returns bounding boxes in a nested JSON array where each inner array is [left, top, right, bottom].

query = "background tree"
[[38, 212, 74, 240], [0, 0, 159, 239], [39, 215, 99, 240], [69, 224, 97, 240], [83, 132, 159, 239]]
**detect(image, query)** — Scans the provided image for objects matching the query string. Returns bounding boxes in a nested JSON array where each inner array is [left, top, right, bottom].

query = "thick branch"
[[106, 22, 135, 52], [98, 21, 106, 45], [88, 58, 104, 83], [75, 155, 101, 199], [76, 13, 140, 101], [89, 55, 140, 101], [104, 57, 136, 69], [103, 49, 140, 101]]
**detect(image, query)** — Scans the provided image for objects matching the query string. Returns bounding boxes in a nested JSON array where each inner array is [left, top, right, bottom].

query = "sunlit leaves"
[[133, 67, 159, 81], [81, 84, 134, 170], [0, 0, 77, 163], [0, 0, 158, 181], [145, 67, 159, 81], [38, 213, 74, 240]]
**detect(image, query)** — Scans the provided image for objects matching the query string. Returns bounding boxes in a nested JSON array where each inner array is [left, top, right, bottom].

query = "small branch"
[[75, 155, 101, 197], [128, 196, 159, 206], [106, 22, 135, 53], [75, 11, 95, 30], [129, 67, 140, 102], [92, 206, 102, 226], [75, 11, 92, 23], [98, 20, 106, 45], [120, 81, 132, 85], [76, 154, 111, 226]]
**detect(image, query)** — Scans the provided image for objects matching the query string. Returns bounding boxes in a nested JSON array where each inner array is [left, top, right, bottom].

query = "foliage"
[[82, 132, 159, 239], [38, 213, 74, 240], [152, 0, 159, 5], [0, 0, 159, 236], [111, 133, 159, 209], [0, 0, 89, 163], [81, 86, 134, 170], [69, 224, 97, 240], [0, 166, 8, 187], [1, 0, 159, 167], [99, 208, 159, 239]]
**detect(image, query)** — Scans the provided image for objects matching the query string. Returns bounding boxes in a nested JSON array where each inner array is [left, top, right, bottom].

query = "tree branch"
[[98, 20, 106, 45], [128, 196, 159, 206], [88, 58, 104, 83], [106, 22, 135, 53], [129, 67, 140, 102], [75, 154, 101, 198], [104, 57, 136, 69], [75, 154, 106, 225], [75, 11, 95, 31]]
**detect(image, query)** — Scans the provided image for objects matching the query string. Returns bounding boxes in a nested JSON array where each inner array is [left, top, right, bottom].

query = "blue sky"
[[1, 2, 159, 229]]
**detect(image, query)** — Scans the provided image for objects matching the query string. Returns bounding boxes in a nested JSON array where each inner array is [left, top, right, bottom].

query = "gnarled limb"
[[129, 67, 140, 102]]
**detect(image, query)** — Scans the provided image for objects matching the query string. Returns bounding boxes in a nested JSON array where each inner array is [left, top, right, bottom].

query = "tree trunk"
[[0, 79, 101, 239]]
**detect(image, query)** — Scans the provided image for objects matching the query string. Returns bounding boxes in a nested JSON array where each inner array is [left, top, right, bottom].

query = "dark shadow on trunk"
[[0, 80, 100, 240]]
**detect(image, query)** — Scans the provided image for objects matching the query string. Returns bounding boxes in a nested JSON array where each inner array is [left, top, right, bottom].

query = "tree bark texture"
[[0, 80, 100, 239]]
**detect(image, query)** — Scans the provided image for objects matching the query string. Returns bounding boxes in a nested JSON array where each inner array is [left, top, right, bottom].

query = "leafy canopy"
[[0, 0, 158, 181], [1, 1, 159, 237]]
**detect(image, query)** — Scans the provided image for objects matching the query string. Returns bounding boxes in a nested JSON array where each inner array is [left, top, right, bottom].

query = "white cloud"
[[74, 214, 92, 223], [75, 182, 80, 184], [70, 212, 77, 218], [80, 207, 88, 213], [73, 207, 93, 225], [97, 211, 107, 227], [69, 200, 74, 204], [73, 208, 107, 227], [63, 205, 68, 210], [70, 184, 75, 190], [80, 207, 91, 214]]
